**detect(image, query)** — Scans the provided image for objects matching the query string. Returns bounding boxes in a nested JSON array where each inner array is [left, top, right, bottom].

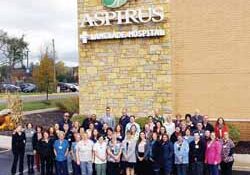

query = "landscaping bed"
[[0, 110, 64, 136], [235, 141, 250, 154]]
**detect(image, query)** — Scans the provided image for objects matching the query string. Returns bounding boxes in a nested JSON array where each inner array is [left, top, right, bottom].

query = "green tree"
[[32, 53, 55, 100], [0, 30, 28, 82]]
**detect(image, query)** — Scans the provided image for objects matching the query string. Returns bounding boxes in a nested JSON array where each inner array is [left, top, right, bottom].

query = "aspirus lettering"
[[80, 7, 164, 27]]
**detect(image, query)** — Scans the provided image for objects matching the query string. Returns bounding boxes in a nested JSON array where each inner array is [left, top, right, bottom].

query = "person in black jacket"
[[202, 115, 214, 133], [189, 132, 206, 175], [160, 134, 174, 175], [148, 132, 161, 175], [11, 125, 26, 175], [33, 125, 43, 173], [38, 130, 54, 175]]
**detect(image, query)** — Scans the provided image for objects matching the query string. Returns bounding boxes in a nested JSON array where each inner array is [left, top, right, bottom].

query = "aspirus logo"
[[102, 0, 128, 8]]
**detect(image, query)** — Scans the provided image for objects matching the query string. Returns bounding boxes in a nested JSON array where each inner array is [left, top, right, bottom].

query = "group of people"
[[11, 107, 235, 175]]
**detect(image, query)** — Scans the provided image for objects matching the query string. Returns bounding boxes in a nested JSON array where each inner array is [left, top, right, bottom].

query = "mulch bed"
[[0, 111, 64, 136], [235, 141, 250, 154]]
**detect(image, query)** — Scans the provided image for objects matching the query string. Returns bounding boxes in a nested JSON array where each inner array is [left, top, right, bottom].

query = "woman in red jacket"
[[214, 117, 228, 139]]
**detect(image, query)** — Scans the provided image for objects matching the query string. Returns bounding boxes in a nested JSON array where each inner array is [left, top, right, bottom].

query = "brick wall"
[[170, 0, 250, 120]]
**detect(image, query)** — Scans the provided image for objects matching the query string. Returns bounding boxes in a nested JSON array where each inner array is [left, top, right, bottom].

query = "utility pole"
[[52, 39, 56, 92], [26, 49, 30, 73]]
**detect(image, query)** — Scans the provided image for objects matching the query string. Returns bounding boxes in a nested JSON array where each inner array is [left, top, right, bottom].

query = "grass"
[[0, 98, 65, 111]]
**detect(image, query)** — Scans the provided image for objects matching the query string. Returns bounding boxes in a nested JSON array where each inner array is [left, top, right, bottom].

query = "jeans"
[[176, 164, 188, 175], [11, 151, 24, 174], [80, 161, 93, 175], [27, 155, 34, 172], [56, 160, 69, 175], [67, 154, 73, 173], [220, 161, 233, 175], [95, 163, 106, 175], [208, 164, 219, 175], [191, 162, 203, 175], [72, 161, 81, 175]]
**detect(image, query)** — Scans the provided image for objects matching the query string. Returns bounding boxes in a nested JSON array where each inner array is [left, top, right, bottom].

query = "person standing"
[[202, 115, 214, 133], [24, 123, 35, 174], [38, 130, 54, 175], [205, 132, 222, 175], [221, 132, 235, 175], [214, 117, 228, 139], [119, 108, 130, 134], [148, 132, 161, 175], [125, 116, 141, 137], [152, 109, 165, 124], [71, 133, 81, 175], [93, 135, 107, 175], [160, 134, 174, 175], [122, 132, 137, 175], [191, 109, 203, 128], [33, 125, 43, 173], [11, 125, 26, 175], [189, 132, 206, 175], [59, 112, 72, 131], [54, 131, 69, 175], [107, 134, 122, 175], [174, 135, 189, 175], [100, 107, 116, 129], [136, 131, 149, 175], [163, 115, 175, 138], [76, 132, 94, 175]]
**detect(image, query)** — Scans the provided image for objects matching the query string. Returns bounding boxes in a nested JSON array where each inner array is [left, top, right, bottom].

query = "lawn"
[[0, 99, 60, 111]]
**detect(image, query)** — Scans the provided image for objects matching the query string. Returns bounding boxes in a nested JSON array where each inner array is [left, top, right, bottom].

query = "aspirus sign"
[[102, 0, 128, 8], [79, 0, 166, 43]]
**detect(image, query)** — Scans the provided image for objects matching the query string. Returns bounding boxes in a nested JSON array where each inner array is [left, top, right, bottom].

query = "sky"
[[0, 0, 78, 67]]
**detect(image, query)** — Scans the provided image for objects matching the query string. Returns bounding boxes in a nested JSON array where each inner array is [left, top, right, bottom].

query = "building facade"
[[78, 0, 250, 125]]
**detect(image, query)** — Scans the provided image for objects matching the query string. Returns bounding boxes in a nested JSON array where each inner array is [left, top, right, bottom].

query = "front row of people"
[[11, 123, 235, 175]]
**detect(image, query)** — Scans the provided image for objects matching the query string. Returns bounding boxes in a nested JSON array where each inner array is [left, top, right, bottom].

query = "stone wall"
[[78, 0, 172, 117]]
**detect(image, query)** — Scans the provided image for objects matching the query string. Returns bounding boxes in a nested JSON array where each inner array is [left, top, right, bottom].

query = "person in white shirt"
[[125, 116, 141, 137], [164, 114, 175, 138], [93, 135, 107, 175], [76, 132, 94, 175]]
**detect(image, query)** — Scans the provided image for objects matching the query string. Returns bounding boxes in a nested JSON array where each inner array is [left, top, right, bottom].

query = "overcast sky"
[[0, 0, 78, 67]]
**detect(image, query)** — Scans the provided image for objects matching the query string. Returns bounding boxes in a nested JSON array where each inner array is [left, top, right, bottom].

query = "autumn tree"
[[32, 53, 55, 100]]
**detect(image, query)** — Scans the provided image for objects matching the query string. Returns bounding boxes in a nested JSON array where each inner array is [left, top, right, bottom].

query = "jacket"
[[12, 132, 26, 153], [174, 140, 189, 164], [189, 139, 206, 163], [205, 140, 222, 165], [160, 141, 174, 172], [214, 124, 228, 139]]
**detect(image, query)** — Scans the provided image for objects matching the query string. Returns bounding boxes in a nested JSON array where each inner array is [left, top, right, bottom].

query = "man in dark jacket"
[[11, 125, 26, 175], [59, 112, 72, 131], [119, 108, 130, 133], [189, 132, 206, 175], [202, 115, 214, 132]]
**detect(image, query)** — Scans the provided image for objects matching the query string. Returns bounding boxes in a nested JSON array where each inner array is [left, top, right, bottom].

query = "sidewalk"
[[0, 135, 11, 150]]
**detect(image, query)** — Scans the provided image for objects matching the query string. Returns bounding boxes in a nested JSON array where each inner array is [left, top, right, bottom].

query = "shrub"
[[228, 124, 240, 144], [135, 117, 148, 129], [55, 96, 79, 114], [71, 114, 86, 124]]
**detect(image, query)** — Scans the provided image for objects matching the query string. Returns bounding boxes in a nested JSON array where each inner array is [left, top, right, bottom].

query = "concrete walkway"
[[23, 107, 59, 115]]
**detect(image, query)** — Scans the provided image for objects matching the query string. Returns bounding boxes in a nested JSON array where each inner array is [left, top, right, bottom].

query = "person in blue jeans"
[[174, 134, 189, 175], [71, 133, 81, 175], [54, 131, 69, 175]]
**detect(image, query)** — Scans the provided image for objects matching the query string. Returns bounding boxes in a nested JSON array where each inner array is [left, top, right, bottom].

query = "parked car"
[[57, 82, 79, 92], [0, 84, 21, 92], [22, 83, 36, 93]]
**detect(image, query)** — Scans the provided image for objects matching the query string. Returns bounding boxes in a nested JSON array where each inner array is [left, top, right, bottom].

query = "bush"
[[71, 114, 86, 124], [135, 117, 148, 129], [228, 124, 240, 144], [55, 96, 79, 114]]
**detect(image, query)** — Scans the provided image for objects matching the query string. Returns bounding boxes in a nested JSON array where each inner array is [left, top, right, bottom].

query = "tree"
[[0, 30, 28, 82], [56, 61, 76, 82], [32, 53, 55, 100]]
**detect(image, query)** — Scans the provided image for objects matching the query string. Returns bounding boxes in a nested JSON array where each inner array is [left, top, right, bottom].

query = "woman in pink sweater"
[[205, 132, 222, 175]]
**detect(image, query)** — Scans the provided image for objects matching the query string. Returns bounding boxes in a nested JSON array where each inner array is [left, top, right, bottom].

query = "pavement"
[[0, 92, 78, 104]]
